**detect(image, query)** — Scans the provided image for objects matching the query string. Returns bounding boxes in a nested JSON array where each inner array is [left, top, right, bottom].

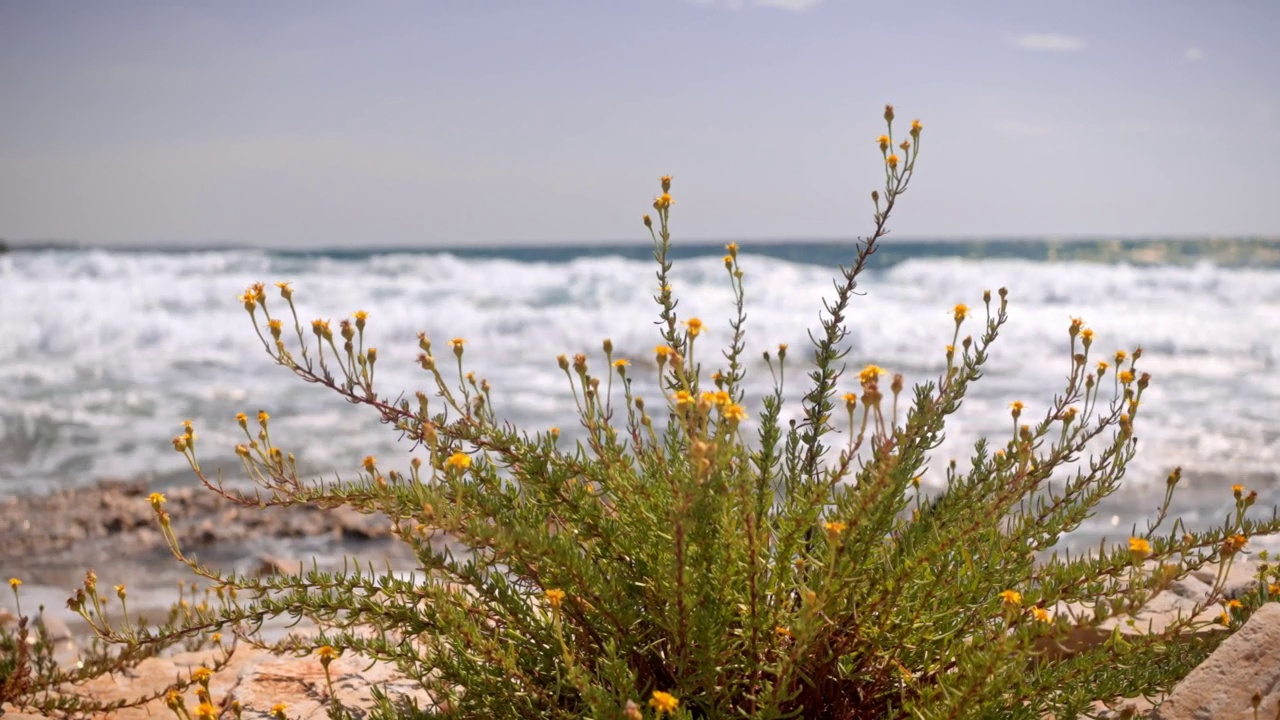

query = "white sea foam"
[[2, 247, 1277, 544]]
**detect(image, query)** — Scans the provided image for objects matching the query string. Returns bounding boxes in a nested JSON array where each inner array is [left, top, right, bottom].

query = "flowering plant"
[[6, 106, 1280, 719]]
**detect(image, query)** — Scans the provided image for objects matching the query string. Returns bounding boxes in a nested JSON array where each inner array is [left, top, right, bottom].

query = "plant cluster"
[[5, 106, 1280, 719]]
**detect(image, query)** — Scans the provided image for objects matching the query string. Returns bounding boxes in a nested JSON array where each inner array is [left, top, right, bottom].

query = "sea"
[[2, 237, 1279, 556]]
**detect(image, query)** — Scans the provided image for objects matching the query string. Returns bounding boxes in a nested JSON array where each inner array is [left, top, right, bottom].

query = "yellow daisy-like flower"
[[725, 242, 739, 255], [613, 358, 630, 368], [724, 404, 748, 422], [713, 390, 731, 406], [859, 364, 885, 386], [1114, 350, 1127, 364], [684, 317, 703, 337], [842, 392, 857, 410], [362, 455, 377, 472], [911, 119, 923, 134], [654, 193, 674, 210], [1118, 370, 1135, 385], [445, 452, 471, 471], [1232, 483, 1244, 499], [8, 578, 20, 590], [270, 703, 289, 720], [1226, 599, 1243, 610], [148, 492, 167, 510], [998, 589, 1021, 607], [649, 690, 680, 715], [824, 520, 847, 537], [257, 410, 270, 426], [878, 135, 890, 151], [674, 390, 694, 406], [317, 645, 340, 663], [1081, 328, 1095, 344], [1128, 537, 1152, 559], [1223, 533, 1247, 555], [1217, 611, 1230, 625], [952, 304, 970, 323], [275, 281, 293, 299], [545, 588, 566, 609], [191, 666, 213, 685], [1030, 607, 1051, 623], [775, 625, 792, 638], [887, 154, 900, 169], [195, 702, 218, 720]]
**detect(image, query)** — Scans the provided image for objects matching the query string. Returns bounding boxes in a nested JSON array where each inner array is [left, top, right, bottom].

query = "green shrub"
[[7, 106, 1280, 719]]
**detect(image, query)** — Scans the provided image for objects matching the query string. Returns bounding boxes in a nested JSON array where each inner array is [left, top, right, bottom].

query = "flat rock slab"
[[0, 642, 438, 719]]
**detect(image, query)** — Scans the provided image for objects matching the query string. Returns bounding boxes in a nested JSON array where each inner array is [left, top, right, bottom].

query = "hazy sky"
[[1, 0, 1278, 248]]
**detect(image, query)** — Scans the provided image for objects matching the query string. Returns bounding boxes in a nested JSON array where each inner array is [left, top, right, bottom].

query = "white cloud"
[[1184, 46, 1205, 61], [1011, 33, 1085, 53], [751, 0, 824, 10], [690, 0, 824, 10]]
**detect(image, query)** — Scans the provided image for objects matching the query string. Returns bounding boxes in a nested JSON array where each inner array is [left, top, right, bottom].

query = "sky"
[[1, 0, 1278, 249]]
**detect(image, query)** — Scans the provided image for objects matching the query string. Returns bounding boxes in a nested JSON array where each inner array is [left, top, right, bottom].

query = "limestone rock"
[[1151, 602, 1280, 720]]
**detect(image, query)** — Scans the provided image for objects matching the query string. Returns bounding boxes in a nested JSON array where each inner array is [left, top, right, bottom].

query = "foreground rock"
[[0, 641, 440, 719], [1151, 602, 1280, 720]]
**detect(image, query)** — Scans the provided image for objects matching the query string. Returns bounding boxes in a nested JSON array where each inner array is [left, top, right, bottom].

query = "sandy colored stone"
[[1151, 602, 1280, 720], [1, 640, 438, 719]]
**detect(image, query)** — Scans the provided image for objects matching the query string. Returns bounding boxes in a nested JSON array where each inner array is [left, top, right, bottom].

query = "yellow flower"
[[1009, 401, 1024, 417], [311, 318, 331, 338], [684, 317, 703, 337], [952, 304, 970, 323], [713, 390, 731, 406], [775, 625, 792, 637], [1223, 533, 1247, 555], [239, 290, 258, 312], [115, 583, 126, 599], [1232, 484, 1244, 499], [148, 492, 167, 510], [1217, 611, 1230, 625], [911, 119, 922, 134], [353, 309, 369, 323], [1081, 328, 1095, 344], [1097, 360, 1109, 373], [191, 666, 213, 685], [1269, 583, 1280, 596], [1128, 537, 1152, 559], [998, 589, 1021, 607], [8, 578, 20, 590], [1118, 370, 1135, 385], [824, 520, 847, 536], [545, 588, 566, 609], [887, 153, 900, 169], [362, 455, 377, 472], [725, 242, 739, 255], [613, 358, 630, 368], [275, 281, 293, 299], [271, 703, 288, 720], [317, 645, 340, 664], [1227, 599, 1243, 610], [654, 345, 673, 362], [445, 452, 471, 471], [257, 410, 270, 426], [724, 404, 748, 422], [1030, 607, 1051, 623], [654, 192, 674, 210], [878, 134, 890, 151], [649, 690, 680, 715], [674, 390, 694, 406], [842, 392, 857, 410], [195, 702, 218, 720], [1114, 350, 1127, 364], [859, 364, 885, 386]]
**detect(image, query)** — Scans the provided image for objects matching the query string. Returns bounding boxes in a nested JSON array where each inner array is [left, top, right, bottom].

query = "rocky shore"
[[3, 480, 1280, 718]]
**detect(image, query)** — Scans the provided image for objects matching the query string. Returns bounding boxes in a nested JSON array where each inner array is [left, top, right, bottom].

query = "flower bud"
[[884, 104, 895, 122]]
